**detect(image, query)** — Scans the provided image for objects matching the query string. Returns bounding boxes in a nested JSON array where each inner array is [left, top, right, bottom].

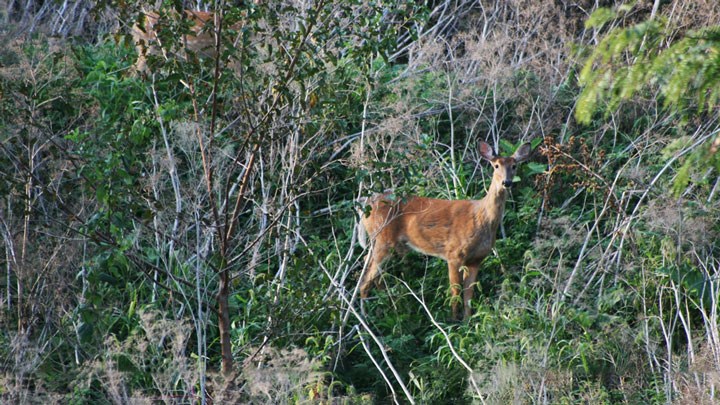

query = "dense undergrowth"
[[1, 1, 720, 403]]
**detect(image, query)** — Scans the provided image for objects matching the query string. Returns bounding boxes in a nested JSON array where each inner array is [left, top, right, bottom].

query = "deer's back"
[[362, 193, 495, 263]]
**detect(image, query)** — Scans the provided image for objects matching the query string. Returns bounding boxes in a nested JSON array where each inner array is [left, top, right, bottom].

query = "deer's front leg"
[[448, 261, 463, 321], [360, 243, 391, 298], [462, 264, 480, 321]]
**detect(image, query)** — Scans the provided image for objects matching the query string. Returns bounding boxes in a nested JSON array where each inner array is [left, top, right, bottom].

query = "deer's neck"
[[475, 180, 508, 230]]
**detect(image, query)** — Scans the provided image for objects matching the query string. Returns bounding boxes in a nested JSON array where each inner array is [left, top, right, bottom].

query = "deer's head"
[[479, 141, 532, 191]]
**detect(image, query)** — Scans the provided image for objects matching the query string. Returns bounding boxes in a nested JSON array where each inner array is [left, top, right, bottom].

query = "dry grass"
[[68, 309, 199, 404], [240, 346, 323, 404], [673, 343, 720, 405], [354, 0, 579, 184], [643, 197, 717, 251]]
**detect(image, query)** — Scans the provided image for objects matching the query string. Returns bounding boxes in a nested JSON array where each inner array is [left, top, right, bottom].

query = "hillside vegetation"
[[1, 0, 719, 403]]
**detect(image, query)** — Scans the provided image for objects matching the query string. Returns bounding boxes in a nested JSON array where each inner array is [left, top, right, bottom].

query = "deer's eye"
[[494, 164, 499, 169]]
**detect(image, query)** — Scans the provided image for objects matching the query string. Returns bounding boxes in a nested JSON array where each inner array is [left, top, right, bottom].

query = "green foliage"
[[4, 1, 720, 403], [577, 15, 720, 122]]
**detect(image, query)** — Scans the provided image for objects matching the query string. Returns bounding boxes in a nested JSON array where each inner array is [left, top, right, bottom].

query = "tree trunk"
[[217, 267, 233, 375]]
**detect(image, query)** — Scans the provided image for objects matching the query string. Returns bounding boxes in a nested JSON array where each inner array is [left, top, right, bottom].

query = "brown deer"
[[131, 10, 238, 74], [357, 141, 532, 321]]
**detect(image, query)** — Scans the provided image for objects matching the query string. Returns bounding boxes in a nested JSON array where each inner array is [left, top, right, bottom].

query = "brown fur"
[[358, 141, 532, 321]]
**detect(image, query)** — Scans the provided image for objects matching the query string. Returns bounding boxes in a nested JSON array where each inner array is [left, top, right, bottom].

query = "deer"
[[131, 10, 240, 74], [356, 141, 532, 321]]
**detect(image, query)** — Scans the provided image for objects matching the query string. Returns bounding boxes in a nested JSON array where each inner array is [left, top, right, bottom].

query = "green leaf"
[[584, 7, 616, 29], [672, 159, 692, 196], [98, 272, 117, 285], [78, 322, 94, 342], [525, 162, 546, 175], [499, 139, 515, 154]]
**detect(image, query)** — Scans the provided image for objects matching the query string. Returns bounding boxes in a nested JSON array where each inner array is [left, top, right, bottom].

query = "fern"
[[577, 10, 720, 123]]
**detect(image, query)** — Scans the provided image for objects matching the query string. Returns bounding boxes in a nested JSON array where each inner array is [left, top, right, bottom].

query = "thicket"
[[1, 0, 719, 403]]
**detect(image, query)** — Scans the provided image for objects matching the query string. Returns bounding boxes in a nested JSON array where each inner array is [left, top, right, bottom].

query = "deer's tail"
[[356, 197, 369, 249]]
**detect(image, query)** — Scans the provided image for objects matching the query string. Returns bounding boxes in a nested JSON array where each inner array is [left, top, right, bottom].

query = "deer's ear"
[[513, 143, 532, 163], [478, 141, 495, 162]]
